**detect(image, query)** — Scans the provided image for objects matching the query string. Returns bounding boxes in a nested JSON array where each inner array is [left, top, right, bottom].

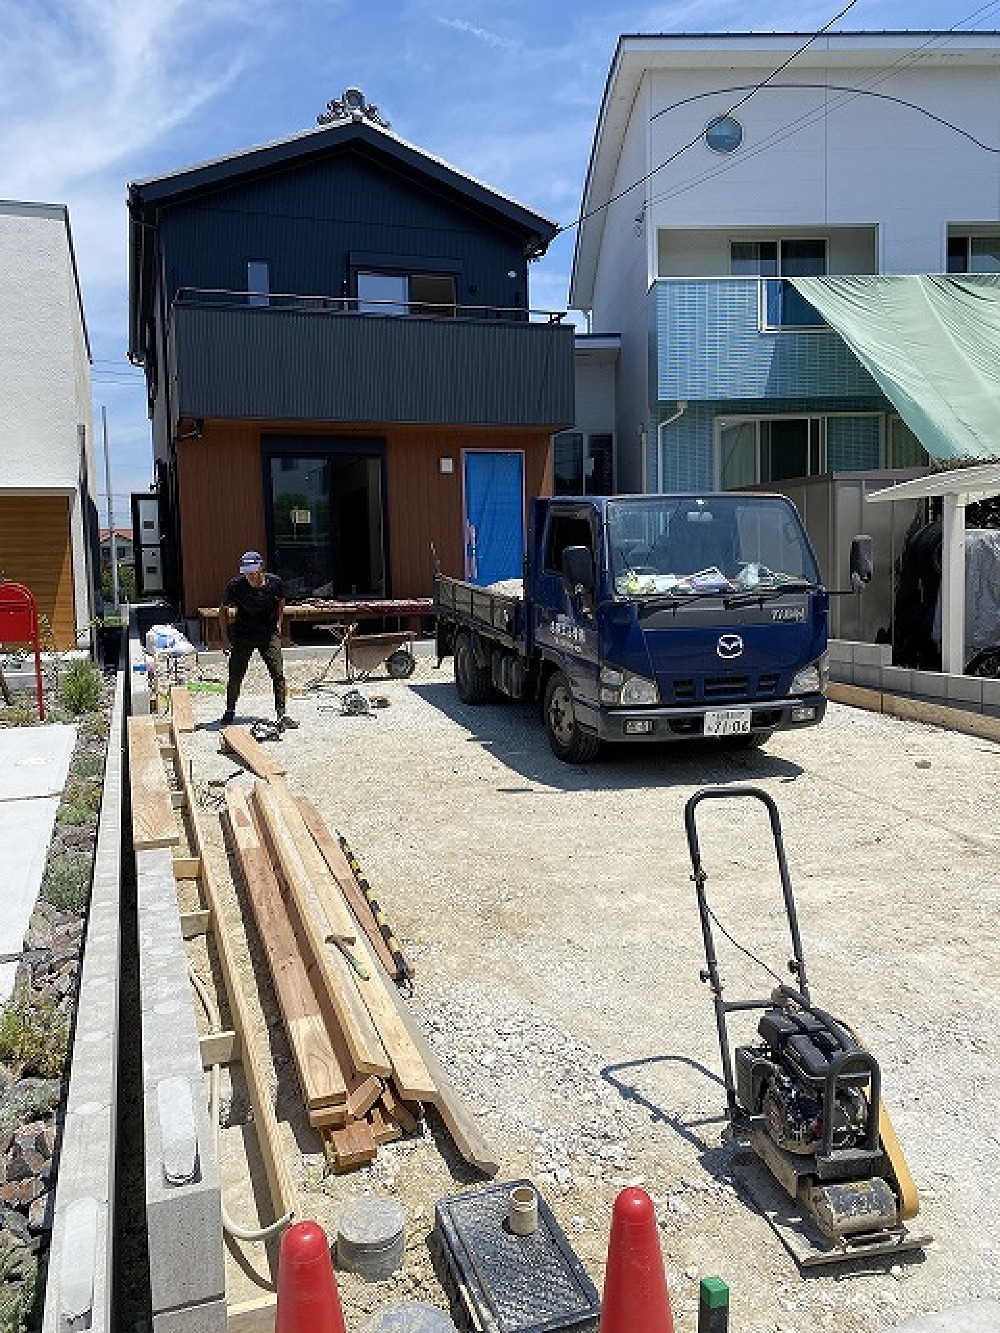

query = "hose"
[[189, 966, 294, 1243]]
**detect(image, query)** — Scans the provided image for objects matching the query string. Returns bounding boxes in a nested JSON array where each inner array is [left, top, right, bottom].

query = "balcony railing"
[[173, 287, 568, 324]]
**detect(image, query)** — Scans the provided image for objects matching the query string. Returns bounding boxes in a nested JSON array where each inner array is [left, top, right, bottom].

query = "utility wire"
[[553, 0, 862, 240]]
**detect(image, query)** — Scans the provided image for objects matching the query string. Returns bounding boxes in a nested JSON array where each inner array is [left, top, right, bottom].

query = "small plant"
[[58, 658, 102, 714], [0, 699, 36, 728], [0, 990, 69, 1080], [41, 852, 91, 913]]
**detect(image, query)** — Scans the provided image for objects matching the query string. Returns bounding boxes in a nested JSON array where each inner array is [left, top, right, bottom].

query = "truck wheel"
[[454, 632, 494, 704], [543, 671, 600, 763], [386, 648, 415, 679]]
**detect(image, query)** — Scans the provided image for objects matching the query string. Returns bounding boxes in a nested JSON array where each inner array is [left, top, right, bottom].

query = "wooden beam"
[[127, 715, 180, 850], [250, 782, 390, 1078], [267, 778, 357, 945], [200, 1030, 239, 1068], [295, 795, 402, 980], [180, 909, 212, 940], [224, 785, 348, 1110], [174, 736, 298, 1224], [368, 1104, 401, 1146], [324, 1120, 377, 1172], [380, 1083, 419, 1134], [173, 855, 202, 880], [307, 1102, 349, 1131], [170, 685, 195, 733], [220, 724, 287, 778]]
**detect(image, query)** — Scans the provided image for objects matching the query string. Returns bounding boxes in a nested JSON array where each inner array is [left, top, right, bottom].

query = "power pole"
[[102, 405, 120, 611]]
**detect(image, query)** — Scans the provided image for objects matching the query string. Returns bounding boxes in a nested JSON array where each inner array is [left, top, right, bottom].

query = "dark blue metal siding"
[[170, 305, 574, 427], [158, 151, 533, 313]]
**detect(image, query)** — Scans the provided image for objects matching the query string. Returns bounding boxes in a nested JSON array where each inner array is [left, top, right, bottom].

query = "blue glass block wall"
[[653, 280, 880, 402], [826, 415, 881, 470]]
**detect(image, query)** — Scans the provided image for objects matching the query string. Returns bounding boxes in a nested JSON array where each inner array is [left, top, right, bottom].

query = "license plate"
[[704, 708, 752, 736]]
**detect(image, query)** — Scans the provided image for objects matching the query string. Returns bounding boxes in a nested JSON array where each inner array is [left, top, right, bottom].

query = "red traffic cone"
[[275, 1220, 346, 1333], [599, 1186, 674, 1333]]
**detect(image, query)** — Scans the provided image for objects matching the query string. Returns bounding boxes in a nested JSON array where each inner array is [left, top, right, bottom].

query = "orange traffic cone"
[[275, 1220, 347, 1333], [599, 1186, 674, 1333]]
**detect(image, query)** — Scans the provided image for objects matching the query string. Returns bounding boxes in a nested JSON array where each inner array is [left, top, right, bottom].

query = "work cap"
[[239, 550, 264, 573]]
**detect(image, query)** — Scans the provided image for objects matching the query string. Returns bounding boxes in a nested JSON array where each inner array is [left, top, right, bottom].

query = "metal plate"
[[704, 707, 752, 736], [434, 1180, 600, 1333]]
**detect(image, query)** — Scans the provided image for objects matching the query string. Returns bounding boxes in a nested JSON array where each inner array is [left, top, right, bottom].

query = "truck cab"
[[528, 493, 829, 759]]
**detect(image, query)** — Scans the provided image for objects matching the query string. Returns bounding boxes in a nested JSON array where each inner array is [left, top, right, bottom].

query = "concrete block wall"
[[828, 639, 1000, 717], [42, 665, 125, 1333], [137, 846, 225, 1331]]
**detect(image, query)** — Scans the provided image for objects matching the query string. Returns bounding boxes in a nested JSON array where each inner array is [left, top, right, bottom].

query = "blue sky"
[[1, 0, 995, 525]]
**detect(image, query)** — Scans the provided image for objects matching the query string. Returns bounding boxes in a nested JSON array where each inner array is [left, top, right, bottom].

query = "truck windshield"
[[607, 495, 820, 599]]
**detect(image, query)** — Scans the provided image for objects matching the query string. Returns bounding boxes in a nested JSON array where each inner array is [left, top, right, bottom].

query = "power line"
[[555, 0, 862, 241]]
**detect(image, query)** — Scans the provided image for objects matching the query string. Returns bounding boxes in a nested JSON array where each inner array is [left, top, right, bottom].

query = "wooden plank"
[[250, 782, 391, 1078], [882, 691, 1000, 743], [200, 1030, 239, 1068], [295, 796, 402, 980], [227, 1295, 278, 1333], [368, 952, 499, 1176], [173, 855, 202, 879], [380, 1083, 419, 1134], [220, 724, 287, 778], [346, 1074, 384, 1120], [174, 736, 298, 1224], [325, 1120, 377, 1172], [269, 779, 356, 945], [368, 1104, 401, 1146], [225, 785, 348, 1109], [127, 715, 180, 850], [170, 685, 195, 733], [826, 682, 884, 711], [307, 1102, 350, 1131], [180, 908, 211, 940]]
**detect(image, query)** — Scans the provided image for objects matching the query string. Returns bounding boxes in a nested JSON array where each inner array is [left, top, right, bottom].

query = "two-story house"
[[569, 32, 1000, 497], [127, 89, 574, 619], [0, 201, 97, 648]]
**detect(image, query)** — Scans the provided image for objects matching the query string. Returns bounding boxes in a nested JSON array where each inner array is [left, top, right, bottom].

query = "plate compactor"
[[684, 785, 931, 1267]]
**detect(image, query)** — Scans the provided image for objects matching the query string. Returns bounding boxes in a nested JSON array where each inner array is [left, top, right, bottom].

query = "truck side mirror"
[[561, 545, 595, 599], [849, 534, 873, 590]]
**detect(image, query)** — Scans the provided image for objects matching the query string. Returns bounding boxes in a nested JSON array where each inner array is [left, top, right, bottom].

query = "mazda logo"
[[717, 633, 744, 660]]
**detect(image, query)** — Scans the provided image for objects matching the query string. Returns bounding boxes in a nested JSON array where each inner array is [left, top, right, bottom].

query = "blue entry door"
[[463, 451, 525, 585]]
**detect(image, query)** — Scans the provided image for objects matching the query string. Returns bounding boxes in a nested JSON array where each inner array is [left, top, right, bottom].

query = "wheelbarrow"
[[305, 622, 416, 690]]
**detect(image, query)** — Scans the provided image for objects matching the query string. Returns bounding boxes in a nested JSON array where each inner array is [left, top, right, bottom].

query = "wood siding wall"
[[176, 420, 552, 615], [0, 496, 75, 648]]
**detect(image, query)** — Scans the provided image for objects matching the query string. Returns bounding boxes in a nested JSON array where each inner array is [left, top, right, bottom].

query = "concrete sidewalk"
[[0, 723, 76, 1001]]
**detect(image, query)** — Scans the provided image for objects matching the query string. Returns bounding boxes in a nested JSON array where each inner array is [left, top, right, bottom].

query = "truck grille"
[[669, 672, 781, 703]]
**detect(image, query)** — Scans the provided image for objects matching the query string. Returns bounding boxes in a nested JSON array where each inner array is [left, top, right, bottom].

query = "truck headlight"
[[790, 660, 826, 694], [600, 666, 659, 706]]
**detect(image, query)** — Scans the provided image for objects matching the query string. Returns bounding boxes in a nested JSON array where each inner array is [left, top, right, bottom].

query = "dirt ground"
[[177, 647, 1000, 1333]]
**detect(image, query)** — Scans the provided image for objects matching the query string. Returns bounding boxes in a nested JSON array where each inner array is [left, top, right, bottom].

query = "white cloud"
[[437, 16, 519, 51]]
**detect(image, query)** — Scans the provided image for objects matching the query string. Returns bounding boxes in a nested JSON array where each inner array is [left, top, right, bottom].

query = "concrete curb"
[[42, 654, 125, 1332]]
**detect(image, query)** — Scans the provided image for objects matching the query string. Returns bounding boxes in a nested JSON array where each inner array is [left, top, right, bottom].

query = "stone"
[[28, 1190, 54, 1233]]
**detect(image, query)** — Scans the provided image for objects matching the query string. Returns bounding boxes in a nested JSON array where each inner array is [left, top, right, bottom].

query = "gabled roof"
[[128, 115, 558, 359], [570, 30, 1000, 311]]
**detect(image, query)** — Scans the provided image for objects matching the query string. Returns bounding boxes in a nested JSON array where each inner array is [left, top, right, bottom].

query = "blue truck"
[[434, 493, 871, 763]]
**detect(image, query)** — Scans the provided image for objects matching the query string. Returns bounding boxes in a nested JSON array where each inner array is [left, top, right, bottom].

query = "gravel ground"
[[179, 648, 1000, 1333]]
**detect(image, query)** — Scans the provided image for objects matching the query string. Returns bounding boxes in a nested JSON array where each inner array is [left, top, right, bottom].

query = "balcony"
[[167, 289, 575, 429], [652, 277, 880, 404]]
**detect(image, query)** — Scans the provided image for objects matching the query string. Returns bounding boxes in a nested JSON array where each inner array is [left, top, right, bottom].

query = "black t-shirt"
[[222, 573, 284, 642]]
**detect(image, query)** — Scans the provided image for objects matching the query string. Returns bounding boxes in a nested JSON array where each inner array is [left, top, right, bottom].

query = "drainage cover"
[[433, 1179, 600, 1333]]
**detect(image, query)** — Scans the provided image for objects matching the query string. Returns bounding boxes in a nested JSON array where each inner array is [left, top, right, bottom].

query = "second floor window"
[[947, 234, 1000, 273], [356, 270, 456, 317], [731, 239, 826, 329]]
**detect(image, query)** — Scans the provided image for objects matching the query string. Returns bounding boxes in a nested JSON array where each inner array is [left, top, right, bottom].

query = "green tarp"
[[790, 273, 1000, 462]]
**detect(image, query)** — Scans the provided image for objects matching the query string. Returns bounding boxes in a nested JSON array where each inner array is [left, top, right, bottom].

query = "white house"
[[568, 31, 1000, 497], [0, 201, 96, 648]]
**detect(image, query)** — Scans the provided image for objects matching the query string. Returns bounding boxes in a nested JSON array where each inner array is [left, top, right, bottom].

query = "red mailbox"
[[0, 582, 46, 720]]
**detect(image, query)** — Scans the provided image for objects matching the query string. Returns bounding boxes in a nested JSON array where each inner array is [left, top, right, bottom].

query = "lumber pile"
[[219, 725, 497, 1176]]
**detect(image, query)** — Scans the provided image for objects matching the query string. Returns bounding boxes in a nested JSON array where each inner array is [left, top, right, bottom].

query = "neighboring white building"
[[0, 201, 96, 647], [568, 31, 1000, 496]]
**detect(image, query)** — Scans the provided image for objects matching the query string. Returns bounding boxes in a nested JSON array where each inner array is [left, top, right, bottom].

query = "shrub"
[[0, 700, 36, 728], [0, 992, 69, 1080], [41, 852, 91, 913], [58, 658, 102, 714]]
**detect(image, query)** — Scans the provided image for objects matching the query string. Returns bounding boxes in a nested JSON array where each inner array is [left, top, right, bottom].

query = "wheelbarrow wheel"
[[386, 648, 416, 679]]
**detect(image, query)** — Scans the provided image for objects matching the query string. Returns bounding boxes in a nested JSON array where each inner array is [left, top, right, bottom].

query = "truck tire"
[[543, 671, 600, 763], [454, 632, 494, 704]]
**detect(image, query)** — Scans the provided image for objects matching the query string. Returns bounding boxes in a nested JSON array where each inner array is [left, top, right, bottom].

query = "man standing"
[[218, 551, 299, 730]]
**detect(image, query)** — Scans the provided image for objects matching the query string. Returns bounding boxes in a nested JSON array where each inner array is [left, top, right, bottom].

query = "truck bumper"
[[586, 693, 828, 744]]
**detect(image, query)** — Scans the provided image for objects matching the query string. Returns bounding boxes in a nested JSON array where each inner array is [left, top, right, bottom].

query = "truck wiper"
[[723, 580, 819, 609]]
